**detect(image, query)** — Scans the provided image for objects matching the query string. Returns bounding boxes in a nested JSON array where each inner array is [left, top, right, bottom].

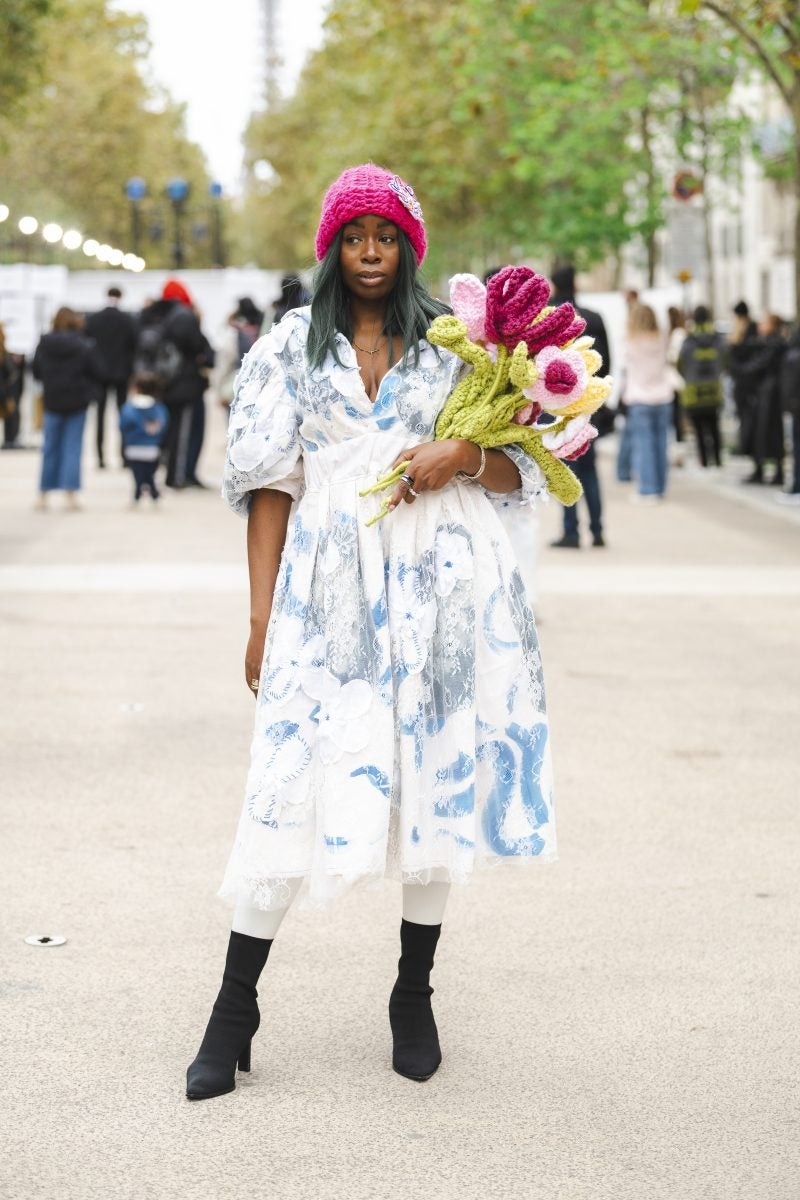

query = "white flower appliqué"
[[304, 669, 373, 765], [389, 565, 437, 674], [263, 627, 326, 706], [434, 529, 474, 597]]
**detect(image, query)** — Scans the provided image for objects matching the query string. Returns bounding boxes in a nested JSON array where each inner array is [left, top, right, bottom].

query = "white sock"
[[402, 881, 451, 926], [231, 877, 303, 940]]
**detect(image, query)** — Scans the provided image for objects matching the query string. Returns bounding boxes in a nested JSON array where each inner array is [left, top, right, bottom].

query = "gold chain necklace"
[[353, 331, 386, 356]]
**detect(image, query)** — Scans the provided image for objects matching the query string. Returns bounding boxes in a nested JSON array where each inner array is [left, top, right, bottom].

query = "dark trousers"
[[96, 379, 128, 466], [186, 393, 206, 483], [3, 402, 21, 446], [688, 409, 721, 467], [164, 401, 193, 487], [672, 392, 685, 442], [129, 459, 160, 500], [563, 443, 603, 539]]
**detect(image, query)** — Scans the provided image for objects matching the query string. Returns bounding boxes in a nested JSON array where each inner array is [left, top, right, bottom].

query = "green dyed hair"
[[307, 228, 450, 371]]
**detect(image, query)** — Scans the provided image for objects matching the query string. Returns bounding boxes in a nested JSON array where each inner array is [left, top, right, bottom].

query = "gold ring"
[[249, 678, 259, 692]]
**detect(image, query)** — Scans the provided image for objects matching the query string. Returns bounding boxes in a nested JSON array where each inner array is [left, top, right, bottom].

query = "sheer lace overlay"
[[220, 308, 556, 911]]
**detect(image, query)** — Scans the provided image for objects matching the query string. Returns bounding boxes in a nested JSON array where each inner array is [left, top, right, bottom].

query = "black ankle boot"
[[389, 919, 442, 1082], [186, 931, 272, 1100]]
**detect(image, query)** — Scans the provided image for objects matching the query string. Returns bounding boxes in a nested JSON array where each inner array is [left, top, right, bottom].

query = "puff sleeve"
[[222, 318, 304, 516]]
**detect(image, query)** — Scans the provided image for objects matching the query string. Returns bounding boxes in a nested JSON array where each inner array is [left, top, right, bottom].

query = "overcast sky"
[[111, 0, 327, 192]]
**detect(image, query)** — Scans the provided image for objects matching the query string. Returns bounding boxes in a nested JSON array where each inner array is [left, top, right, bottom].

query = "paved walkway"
[[1, 421, 798, 1200]]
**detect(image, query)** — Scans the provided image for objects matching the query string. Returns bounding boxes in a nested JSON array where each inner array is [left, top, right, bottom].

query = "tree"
[[0, 0, 213, 268], [0, 0, 53, 118], [239, 0, 750, 286], [682, 0, 800, 310]]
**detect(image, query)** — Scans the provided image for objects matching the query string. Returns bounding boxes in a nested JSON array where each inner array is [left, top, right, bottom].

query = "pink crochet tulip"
[[511, 400, 543, 426], [542, 414, 597, 461], [526, 347, 589, 412], [449, 274, 487, 343]]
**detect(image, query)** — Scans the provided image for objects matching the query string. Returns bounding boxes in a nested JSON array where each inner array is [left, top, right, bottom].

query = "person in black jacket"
[[678, 306, 725, 468], [85, 286, 138, 469], [727, 300, 760, 456], [1, 322, 23, 448], [549, 264, 611, 548], [738, 314, 786, 486], [135, 280, 214, 489], [777, 328, 800, 504], [32, 307, 102, 510]]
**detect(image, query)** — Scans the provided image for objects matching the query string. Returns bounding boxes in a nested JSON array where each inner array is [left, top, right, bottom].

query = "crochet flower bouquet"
[[361, 266, 612, 523]]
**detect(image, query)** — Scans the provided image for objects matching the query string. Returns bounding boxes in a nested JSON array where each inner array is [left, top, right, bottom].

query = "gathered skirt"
[[220, 429, 556, 911]]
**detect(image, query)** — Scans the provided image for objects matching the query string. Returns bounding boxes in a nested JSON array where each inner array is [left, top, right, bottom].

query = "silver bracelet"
[[459, 445, 486, 481]]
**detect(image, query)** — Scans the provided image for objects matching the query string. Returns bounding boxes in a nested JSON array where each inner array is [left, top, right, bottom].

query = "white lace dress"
[[220, 307, 556, 910]]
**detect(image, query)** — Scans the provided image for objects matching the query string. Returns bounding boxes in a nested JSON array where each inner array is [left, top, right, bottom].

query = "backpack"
[[135, 320, 183, 386], [780, 339, 800, 416], [680, 331, 723, 410]]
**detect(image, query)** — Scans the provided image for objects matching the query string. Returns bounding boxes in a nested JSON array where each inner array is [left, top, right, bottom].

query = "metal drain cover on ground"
[[25, 935, 66, 947]]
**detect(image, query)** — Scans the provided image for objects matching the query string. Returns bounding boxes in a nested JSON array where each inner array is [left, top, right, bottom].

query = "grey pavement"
[[1, 417, 799, 1200]]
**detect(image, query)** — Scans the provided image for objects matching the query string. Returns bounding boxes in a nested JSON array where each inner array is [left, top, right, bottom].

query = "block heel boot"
[[186, 931, 272, 1101], [388, 919, 442, 1082]]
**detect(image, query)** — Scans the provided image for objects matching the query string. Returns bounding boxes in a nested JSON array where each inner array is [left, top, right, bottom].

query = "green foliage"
[[0, 0, 214, 268], [238, 0, 753, 279], [0, 0, 53, 115]]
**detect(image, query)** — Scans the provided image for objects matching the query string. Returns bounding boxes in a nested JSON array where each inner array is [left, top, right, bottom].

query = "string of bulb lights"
[[0, 202, 146, 272]]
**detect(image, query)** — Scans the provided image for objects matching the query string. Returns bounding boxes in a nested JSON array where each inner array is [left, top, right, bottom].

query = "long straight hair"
[[306, 228, 449, 371]]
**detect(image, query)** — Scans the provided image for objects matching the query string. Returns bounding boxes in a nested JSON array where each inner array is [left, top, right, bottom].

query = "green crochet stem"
[[358, 309, 586, 521], [358, 460, 412, 525]]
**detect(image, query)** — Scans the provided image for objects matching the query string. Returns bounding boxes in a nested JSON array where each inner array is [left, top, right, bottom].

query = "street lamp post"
[[209, 181, 225, 268], [165, 177, 190, 270], [125, 176, 147, 256]]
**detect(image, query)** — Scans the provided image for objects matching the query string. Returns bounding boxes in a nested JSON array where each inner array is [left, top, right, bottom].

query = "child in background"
[[119, 372, 169, 505]]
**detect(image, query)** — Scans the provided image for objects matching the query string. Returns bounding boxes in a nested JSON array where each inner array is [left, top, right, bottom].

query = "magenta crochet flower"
[[485, 267, 550, 347], [526, 347, 589, 412], [526, 306, 586, 356], [485, 266, 586, 354], [449, 274, 487, 343]]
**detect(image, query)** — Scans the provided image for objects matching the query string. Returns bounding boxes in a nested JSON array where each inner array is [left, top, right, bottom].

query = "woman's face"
[[339, 214, 400, 303]]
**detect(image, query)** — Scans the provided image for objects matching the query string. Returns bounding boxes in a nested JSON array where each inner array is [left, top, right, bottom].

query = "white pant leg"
[[231, 877, 303, 940], [402, 881, 451, 926]]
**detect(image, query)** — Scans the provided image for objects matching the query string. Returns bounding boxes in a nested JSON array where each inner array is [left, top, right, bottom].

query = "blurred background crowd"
[[1, 270, 798, 520], [1, 0, 800, 518]]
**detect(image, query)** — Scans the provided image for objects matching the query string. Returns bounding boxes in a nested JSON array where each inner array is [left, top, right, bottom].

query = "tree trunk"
[[794, 102, 800, 318], [640, 105, 658, 286], [697, 109, 716, 311]]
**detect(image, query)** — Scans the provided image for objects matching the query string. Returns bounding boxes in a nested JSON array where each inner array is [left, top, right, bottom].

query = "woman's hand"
[[245, 619, 268, 699], [386, 440, 481, 510]]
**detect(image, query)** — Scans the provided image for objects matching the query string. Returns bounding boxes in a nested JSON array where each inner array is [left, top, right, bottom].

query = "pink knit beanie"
[[315, 164, 427, 266]]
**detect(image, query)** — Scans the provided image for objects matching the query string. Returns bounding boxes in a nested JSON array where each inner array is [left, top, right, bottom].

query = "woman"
[[214, 297, 264, 414], [727, 300, 759, 455], [739, 313, 786, 486], [32, 307, 101, 510], [187, 164, 556, 1100], [622, 303, 672, 501]]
